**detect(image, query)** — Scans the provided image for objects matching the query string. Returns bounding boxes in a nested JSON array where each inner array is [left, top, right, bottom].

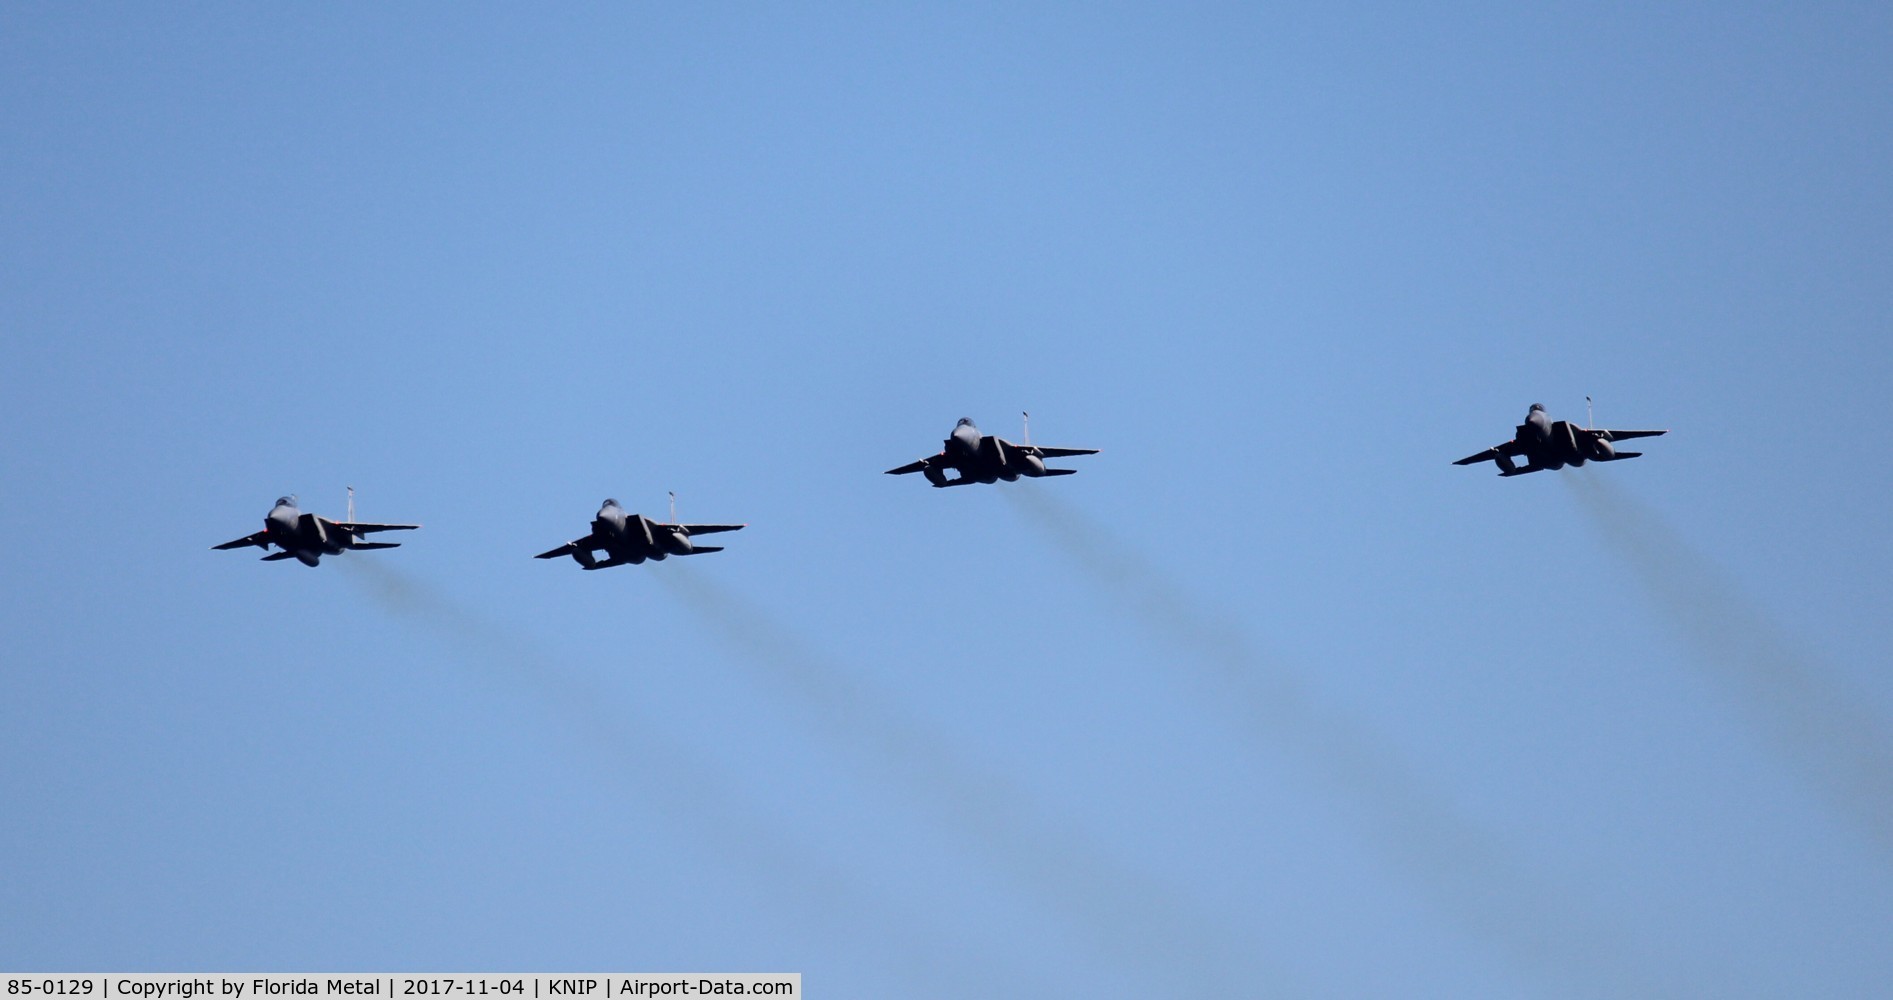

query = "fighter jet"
[[535, 497, 745, 570], [885, 415, 1097, 487], [1455, 402, 1667, 476], [213, 494, 419, 566]]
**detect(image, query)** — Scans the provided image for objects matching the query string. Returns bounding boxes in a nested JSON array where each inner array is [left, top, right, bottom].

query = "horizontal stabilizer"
[[1596, 451, 1642, 462], [260, 551, 297, 561], [582, 555, 633, 571], [352, 541, 401, 550], [674, 545, 724, 555], [678, 523, 745, 536], [1037, 468, 1078, 477], [1032, 446, 1099, 458]]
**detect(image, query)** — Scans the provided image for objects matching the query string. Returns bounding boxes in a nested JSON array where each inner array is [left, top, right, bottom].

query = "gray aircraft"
[[213, 494, 419, 566], [535, 497, 745, 569], [1454, 402, 1667, 476], [885, 415, 1098, 487]]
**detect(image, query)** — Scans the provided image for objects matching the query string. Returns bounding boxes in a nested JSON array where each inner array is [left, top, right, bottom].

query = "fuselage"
[[260, 498, 381, 565], [592, 500, 694, 564], [262, 501, 324, 565], [948, 419, 983, 457], [934, 419, 1047, 484], [1511, 405, 1612, 470]]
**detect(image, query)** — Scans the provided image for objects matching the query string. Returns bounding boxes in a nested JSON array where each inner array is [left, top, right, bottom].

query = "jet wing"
[[678, 523, 746, 536], [536, 534, 601, 560], [1027, 446, 1099, 458], [212, 531, 271, 550], [1598, 428, 1668, 442], [885, 454, 942, 475], [1453, 440, 1521, 465], [332, 521, 420, 534]]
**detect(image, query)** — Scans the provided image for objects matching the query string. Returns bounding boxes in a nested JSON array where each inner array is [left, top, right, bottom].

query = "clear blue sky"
[[4, 4, 1890, 997]]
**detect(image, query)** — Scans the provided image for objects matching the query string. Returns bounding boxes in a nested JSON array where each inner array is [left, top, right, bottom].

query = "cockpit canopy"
[[1528, 403, 1545, 413], [601, 498, 621, 509], [274, 495, 297, 509], [956, 417, 976, 428]]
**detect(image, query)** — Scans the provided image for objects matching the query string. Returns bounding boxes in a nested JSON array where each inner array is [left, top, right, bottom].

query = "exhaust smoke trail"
[[1005, 487, 1671, 997], [655, 565, 1288, 998], [1565, 473, 1893, 857], [336, 558, 1011, 997]]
